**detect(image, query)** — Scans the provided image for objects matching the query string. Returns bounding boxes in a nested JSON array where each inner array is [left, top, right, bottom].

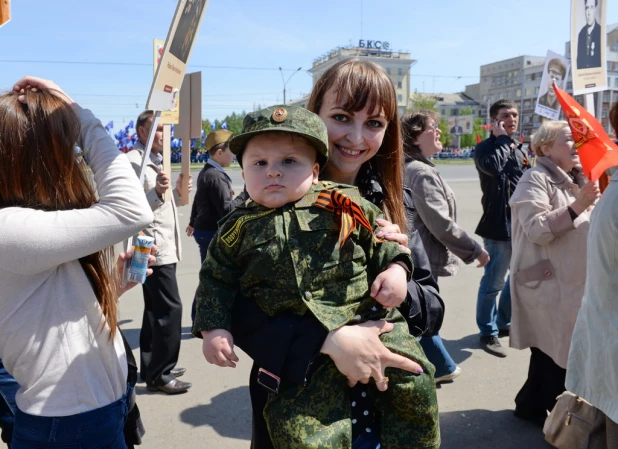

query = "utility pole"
[[278, 67, 302, 105]]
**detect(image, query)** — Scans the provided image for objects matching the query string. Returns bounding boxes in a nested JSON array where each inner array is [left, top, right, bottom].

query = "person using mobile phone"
[[473, 99, 529, 358]]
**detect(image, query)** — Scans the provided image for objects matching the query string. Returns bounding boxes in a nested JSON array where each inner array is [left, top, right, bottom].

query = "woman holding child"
[[195, 59, 443, 449]]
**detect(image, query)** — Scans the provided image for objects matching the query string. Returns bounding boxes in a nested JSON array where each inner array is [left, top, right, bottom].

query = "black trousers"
[[140, 264, 183, 386], [515, 347, 566, 417]]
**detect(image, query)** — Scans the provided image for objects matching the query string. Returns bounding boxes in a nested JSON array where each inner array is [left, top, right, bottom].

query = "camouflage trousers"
[[264, 311, 441, 449]]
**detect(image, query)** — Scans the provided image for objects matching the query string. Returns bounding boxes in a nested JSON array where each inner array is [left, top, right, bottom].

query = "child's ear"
[[312, 162, 320, 184]]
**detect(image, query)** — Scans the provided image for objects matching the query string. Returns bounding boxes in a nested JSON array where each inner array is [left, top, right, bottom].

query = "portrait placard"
[[571, 0, 607, 94], [154, 39, 180, 125], [447, 115, 474, 135], [535, 50, 571, 120], [146, 0, 209, 111]]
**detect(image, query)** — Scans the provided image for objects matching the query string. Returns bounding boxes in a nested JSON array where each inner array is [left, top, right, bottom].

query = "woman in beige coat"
[[509, 120, 600, 426]]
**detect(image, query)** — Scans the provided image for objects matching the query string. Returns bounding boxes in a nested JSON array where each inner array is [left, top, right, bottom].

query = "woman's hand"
[[375, 218, 410, 254], [320, 321, 424, 392], [12, 76, 75, 105], [116, 244, 157, 296], [571, 181, 600, 215], [476, 248, 490, 268]]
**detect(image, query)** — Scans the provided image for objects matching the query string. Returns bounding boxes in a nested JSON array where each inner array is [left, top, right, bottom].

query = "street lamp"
[[279, 66, 302, 105]]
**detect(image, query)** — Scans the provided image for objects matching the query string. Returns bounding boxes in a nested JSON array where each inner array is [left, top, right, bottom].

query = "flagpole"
[[584, 93, 595, 116]]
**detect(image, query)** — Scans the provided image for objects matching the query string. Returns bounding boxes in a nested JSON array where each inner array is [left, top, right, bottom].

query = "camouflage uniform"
[[193, 181, 440, 449]]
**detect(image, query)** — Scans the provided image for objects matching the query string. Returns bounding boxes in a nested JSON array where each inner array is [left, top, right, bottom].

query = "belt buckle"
[[257, 368, 280, 394]]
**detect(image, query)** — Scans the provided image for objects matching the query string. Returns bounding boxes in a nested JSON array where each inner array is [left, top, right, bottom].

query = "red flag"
[[553, 82, 618, 181], [476, 133, 482, 144]]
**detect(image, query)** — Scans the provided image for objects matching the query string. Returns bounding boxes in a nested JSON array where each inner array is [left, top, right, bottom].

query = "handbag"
[[543, 391, 599, 449]]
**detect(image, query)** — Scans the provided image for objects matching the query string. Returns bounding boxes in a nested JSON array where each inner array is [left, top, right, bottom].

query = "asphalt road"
[[116, 170, 552, 449]]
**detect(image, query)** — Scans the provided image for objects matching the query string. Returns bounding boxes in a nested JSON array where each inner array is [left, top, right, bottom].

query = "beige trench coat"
[[509, 157, 590, 368], [567, 171, 618, 423]]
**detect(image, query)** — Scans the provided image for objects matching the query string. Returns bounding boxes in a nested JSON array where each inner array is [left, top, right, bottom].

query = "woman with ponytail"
[[0, 77, 153, 449]]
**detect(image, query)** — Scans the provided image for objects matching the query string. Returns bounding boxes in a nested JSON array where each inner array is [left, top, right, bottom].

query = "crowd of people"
[[0, 58, 616, 449]]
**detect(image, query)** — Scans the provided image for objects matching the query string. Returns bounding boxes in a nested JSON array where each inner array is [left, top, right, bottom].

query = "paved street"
[[117, 168, 552, 449]]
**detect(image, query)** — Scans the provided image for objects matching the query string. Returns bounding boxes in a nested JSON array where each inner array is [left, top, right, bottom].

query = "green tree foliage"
[[202, 111, 246, 139], [439, 118, 452, 147], [450, 107, 484, 148], [408, 93, 438, 112]]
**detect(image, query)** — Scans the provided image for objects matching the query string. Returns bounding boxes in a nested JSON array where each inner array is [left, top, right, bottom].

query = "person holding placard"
[[127, 111, 193, 395]]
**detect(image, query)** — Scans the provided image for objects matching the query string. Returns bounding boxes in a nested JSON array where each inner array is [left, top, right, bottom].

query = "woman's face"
[[546, 126, 579, 172], [318, 87, 388, 184], [414, 118, 443, 158]]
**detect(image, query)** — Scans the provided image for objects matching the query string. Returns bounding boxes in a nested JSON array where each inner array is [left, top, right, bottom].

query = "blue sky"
[[1, 0, 616, 125]]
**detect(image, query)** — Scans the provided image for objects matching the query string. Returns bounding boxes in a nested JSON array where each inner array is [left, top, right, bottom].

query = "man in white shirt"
[[126, 111, 192, 395]]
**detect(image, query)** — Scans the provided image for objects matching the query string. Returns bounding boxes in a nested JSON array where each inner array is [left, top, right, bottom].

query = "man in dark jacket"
[[186, 130, 248, 322], [474, 99, 528, 357]]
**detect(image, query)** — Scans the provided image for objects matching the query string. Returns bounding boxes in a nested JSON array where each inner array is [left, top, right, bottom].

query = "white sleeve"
[[0, 107, 154, 275]]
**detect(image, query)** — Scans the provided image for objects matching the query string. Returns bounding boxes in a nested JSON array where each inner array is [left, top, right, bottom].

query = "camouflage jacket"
[[192, 181, 412, 335]]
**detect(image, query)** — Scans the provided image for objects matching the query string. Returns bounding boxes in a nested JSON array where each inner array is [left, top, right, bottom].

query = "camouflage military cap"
[[229, 105, 329, 168], [205, 129, 233, 152]]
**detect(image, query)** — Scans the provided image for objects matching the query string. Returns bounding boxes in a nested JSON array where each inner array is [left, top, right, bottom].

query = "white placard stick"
[[122, 111, 162, 287]]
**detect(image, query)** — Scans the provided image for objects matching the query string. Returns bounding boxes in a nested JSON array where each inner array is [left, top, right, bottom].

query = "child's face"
[[242, 132, 320, 209]]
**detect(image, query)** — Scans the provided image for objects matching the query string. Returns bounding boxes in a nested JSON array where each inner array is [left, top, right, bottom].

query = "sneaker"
[[435, 366, 462, 384], [480, 336, 508, 357], [498, 328, 510, 338]]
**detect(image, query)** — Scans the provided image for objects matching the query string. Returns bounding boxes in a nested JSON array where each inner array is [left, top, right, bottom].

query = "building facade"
[[290, 42, 415, 115], [410, 92, 482, 119], [465, 24, 618, 140]]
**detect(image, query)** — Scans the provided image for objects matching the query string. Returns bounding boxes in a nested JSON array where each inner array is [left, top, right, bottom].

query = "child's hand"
[[201, 329, 239, 368], [370, 263, 408, 309]]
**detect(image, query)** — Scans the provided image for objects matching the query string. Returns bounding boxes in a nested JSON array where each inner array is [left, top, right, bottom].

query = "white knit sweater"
[[0, 107, 153, 416]]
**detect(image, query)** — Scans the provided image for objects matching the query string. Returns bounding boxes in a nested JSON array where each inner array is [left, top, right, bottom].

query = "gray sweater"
[[0, 107, 153, 416], [405, 160, 482, 277]]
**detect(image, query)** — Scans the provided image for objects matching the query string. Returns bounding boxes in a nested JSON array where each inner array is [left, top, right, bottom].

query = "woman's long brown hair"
[[0, 89, 119, 338], [307, 58, 406, 232]]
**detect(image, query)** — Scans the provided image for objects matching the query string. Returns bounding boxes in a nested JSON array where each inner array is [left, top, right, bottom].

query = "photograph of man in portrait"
[[538, 59, 567, 110], [535, 52, 570, 121], [576, 0, 602, 69], [169, 0, 207, 64]]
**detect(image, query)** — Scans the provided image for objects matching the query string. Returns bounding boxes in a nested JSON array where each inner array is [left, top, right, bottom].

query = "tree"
[[407, 92, 438, 112], [202, 111, 246, 138], [438, 117, 452, 147], [457, 107, 484, 148]]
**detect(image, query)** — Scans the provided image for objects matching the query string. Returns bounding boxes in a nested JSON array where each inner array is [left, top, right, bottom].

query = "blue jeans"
[[476, 238, 512, 337], [193, 228, 216, 265], [11, 386, 130, 449], [191, 228, 216, 323], [0, 359, 19, 448], [420, 333, 457, 378]]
